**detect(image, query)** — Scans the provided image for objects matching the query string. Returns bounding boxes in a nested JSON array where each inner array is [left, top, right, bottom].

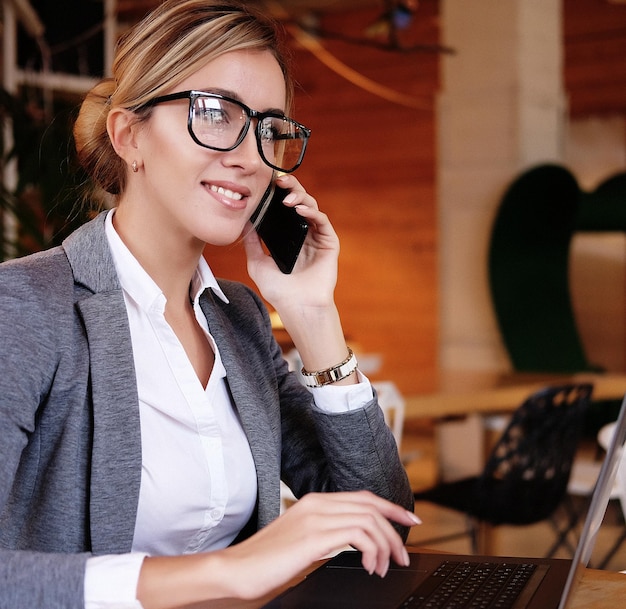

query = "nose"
[[221, 122, 263, 171]]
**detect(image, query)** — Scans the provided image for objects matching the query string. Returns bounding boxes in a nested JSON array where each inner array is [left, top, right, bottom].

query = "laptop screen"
[[558, 392, 626, 608]]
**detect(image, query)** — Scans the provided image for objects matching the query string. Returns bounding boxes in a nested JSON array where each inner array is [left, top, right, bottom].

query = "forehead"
[[175, 49, 287, 112]]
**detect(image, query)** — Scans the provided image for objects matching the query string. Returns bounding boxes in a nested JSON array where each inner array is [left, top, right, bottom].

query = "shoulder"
[[0, 248, 77, 388], [0, 247, 74, 309]]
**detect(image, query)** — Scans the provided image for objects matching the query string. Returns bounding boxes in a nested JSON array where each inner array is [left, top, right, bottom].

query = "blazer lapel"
[[200, 293, 282, 528], [78, 293, 142, 553], [63, 213, 142, 553]]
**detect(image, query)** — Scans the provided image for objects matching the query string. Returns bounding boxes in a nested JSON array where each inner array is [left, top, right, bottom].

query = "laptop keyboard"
[[400, 560, 537, 609]]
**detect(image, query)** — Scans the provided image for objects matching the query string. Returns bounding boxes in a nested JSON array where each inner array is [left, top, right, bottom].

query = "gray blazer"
[[0, 212, 412, 609]]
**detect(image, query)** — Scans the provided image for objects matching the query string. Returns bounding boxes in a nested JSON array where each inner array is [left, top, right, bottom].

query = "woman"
[[0, 1, 417, 608]]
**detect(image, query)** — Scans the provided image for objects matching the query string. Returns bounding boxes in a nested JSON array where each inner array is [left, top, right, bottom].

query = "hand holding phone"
[[251, 183, 309, 274]]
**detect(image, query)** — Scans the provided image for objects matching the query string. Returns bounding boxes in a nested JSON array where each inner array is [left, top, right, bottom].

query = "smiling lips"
[[208, 184, 244, 201]]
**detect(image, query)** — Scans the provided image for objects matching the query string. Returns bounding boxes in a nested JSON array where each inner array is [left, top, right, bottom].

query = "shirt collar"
[[104, 209, 229, 311], [192, 255, 229, 306]]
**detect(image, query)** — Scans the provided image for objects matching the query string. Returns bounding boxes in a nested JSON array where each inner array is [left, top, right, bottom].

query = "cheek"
[[141, 110, 194, 161], [248, 176, 273, 211]]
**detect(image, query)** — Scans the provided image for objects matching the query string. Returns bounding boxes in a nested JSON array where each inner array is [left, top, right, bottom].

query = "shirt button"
[[210, 509, 222, 520]]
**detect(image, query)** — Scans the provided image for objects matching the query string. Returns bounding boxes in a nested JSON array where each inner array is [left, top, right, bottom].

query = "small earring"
[[131, 160, 138, 173]]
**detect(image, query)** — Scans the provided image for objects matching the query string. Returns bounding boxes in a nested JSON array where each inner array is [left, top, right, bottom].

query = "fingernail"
[[402, 547, 410, 567], [283, 193, 297, 204], [407, 511, 422, 525]]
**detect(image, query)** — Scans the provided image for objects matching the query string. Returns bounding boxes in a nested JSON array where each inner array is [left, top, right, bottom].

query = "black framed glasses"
[[142, 90, 311, 173]]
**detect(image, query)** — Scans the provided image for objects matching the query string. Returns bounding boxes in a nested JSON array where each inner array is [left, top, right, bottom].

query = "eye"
[[259, 117, 278, 143], [194, 105, 229, 128], [192, 96, 247, 133]]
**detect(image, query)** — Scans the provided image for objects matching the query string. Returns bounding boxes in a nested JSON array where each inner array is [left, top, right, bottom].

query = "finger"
[[291, 208, 337, 247], [295, 512, 390, 576], [321, 491, 421, 528], [295, 495, 405, 575], [305, 492, 419, 570], [275, 175, 319, 211]]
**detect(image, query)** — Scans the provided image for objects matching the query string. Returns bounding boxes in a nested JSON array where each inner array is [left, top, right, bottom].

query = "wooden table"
[[404, 371, 626, 421], [179, 551, 626, 609], [563, 567, 626, 608]]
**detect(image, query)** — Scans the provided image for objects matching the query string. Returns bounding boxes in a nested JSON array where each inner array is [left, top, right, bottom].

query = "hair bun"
[[73, 78, 124, 196]]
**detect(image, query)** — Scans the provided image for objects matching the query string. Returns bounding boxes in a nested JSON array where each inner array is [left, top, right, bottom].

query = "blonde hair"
[[73, 0, 292, 198]]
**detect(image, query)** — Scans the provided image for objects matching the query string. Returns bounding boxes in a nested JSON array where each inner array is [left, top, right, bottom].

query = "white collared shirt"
[[105, 213, 257, 556], [85, 210, 373, 608]]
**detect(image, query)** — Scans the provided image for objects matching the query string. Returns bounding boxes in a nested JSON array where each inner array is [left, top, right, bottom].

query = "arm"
[[216, 279, 414, 525], [1, 248, 142, 609], [0, 255, 92, 609], [278, 369, 415, 535], [136, 492, 419, 609], [0, 551, 88, 609], [243, 174, 413, 517], [243, 173, 356, 381]]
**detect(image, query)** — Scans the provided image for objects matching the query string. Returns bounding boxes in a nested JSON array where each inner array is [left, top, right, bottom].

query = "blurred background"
[[1, 0, 625, 396], [3, 0, 626, 567]]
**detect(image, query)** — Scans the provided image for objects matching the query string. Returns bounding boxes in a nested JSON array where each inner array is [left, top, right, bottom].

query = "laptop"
[[262, 393, 626, 609]]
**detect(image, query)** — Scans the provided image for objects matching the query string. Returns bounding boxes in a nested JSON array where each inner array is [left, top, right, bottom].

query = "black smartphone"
[[251, 183, 309, 274]]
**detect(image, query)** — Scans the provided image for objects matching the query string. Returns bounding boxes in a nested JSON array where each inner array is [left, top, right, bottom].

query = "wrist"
[[301, 347, 358, 387], [278, 304, 348, 370], [137, 552, 244, 609]]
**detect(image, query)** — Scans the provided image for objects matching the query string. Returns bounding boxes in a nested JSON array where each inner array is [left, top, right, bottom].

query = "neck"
[[112, 204, 204, 308]]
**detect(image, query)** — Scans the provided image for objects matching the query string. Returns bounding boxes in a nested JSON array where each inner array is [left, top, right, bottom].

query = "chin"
[[202, 230, 245, 248], [193, 217, 247, 246]]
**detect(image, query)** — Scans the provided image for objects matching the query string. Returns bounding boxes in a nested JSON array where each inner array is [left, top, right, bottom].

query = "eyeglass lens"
[[191, 96, 307, 172]]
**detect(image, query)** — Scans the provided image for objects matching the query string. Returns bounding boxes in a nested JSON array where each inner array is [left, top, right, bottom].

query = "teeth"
[[210, 184, 243, 201]]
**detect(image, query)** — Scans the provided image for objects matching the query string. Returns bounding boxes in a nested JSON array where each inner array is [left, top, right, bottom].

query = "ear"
[[106, 107, 143, 168]]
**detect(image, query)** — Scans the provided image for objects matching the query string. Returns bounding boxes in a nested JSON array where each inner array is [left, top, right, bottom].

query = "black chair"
[[411, 383, 593, 556]]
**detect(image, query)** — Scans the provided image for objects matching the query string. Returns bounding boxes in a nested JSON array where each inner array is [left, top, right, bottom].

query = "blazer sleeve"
[[0, 552, 87, 609], [0, 253, 90, 609], [279, 367, 414, 534], [216, 281, 414, 536]]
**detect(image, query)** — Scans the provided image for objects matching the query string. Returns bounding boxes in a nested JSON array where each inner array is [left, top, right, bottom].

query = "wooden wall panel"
[[564, 0, 626, 118], [205, 0, 626, 394], [207, 2, 441, 393]]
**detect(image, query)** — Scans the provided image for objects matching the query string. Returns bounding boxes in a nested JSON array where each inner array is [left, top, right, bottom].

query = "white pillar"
[[438, 0, 565, 372]]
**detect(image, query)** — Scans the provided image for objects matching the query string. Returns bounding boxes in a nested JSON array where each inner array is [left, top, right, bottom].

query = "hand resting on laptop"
[[138, 491, 421, 606]]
